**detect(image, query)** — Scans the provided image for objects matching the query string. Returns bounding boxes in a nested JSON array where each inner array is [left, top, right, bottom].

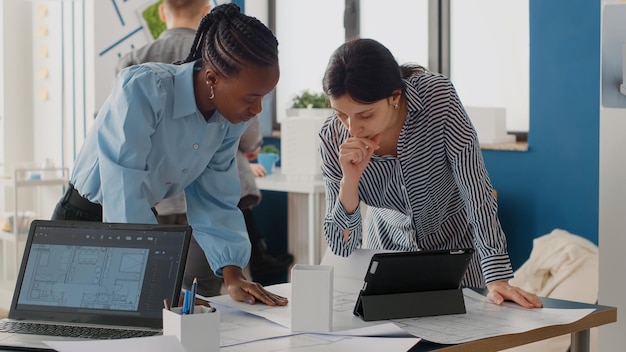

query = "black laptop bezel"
[[8, 220, 192, 329]]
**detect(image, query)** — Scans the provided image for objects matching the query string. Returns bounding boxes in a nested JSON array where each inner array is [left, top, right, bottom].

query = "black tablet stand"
[[353, 288, 466, 321]]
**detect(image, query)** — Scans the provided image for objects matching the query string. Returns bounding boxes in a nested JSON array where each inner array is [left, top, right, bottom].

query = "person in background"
[[116, 0, 210, 72], [51, 3, 287, 306], [116, 0, 292, 295], [318, 38, 543, 309]]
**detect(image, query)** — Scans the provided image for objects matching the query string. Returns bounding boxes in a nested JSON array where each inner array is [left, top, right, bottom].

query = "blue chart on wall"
[[601, 3, 626, 109]]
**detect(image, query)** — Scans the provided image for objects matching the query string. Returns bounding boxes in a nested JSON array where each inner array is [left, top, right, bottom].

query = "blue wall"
[[483, 0, 600, 269]]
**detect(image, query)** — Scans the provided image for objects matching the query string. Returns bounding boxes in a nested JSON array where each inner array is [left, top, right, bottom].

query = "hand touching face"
[[330, 93, 399, 182], [338, 134, 381, 182]]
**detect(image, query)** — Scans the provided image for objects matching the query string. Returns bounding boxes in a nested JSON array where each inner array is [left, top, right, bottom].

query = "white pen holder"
[[290, 264, 334, 332], [162, 306, 220, 352]]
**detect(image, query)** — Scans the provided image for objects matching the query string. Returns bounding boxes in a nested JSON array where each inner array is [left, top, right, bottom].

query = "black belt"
[[63, 184, 157, 218], [63, 184, 102, 214]]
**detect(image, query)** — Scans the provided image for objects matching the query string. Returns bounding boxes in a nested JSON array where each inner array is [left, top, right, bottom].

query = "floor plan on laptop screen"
[[17, 244, 148, 311]]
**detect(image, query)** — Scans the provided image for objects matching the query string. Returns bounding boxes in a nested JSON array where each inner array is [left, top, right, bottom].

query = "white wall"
[[0, 0, 34, 213], [598, 109, 626, 350], [599, 2, 626, 350], [244, 0, 268, 23], [0, 0, 34, 308]]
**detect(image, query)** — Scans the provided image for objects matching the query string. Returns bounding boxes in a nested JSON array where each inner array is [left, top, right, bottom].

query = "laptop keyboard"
[[0, 320, 159, 339]]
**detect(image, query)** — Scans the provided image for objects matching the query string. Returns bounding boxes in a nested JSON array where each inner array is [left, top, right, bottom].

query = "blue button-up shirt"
[[71, 61, 251, 275]]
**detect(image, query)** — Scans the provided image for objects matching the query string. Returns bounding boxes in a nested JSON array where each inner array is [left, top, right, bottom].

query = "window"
[[273, 0, 429, 124], [450, 0, 529, 133], [359, 0, 429, 67], [272, 0, 529, 135], [274, 0, 345, 123]]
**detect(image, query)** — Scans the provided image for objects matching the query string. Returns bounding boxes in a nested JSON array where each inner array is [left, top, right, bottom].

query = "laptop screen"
[[9, 220, 192, 329]]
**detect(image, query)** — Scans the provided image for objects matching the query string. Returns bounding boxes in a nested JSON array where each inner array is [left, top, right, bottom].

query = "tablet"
[[353, 248, 474, 320], [358, 248, 474, 296]]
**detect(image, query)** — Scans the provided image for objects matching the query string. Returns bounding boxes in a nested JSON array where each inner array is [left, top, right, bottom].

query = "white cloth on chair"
[[503, 228, 599, 352]]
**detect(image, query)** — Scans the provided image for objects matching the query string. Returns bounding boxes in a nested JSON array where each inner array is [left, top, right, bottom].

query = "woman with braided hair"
[[51, 3, 287, 306]]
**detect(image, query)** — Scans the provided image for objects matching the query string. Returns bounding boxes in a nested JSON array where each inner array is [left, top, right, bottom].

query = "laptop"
[[0, 220, 192, 351]]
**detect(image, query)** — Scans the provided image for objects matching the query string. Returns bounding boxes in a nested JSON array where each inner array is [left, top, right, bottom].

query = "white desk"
[[255, 168, 325, 264], [209, 246, 619, 352]]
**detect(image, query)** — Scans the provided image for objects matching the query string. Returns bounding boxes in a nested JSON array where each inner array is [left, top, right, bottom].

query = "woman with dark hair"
[[319, 38, 542, 308], [51, 3, 286, 306]]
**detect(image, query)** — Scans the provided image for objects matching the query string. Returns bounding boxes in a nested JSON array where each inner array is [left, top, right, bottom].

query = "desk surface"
[[0, 294, 616, 352], [255, 168, 325, 194], [409, 294, 617, 351]]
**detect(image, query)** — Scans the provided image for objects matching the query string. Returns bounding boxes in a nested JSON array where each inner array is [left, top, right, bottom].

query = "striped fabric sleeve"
[[323, 178, 364, 257], [442, 78, 514, 284], [319, 118, 364, 257], [481, 254, 515, 284]]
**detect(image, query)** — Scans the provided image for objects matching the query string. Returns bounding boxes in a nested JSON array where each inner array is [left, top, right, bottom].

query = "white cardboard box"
[[280, 110, 332, 180], [464, 106, 516, 144], [291, 264, 334, 332]]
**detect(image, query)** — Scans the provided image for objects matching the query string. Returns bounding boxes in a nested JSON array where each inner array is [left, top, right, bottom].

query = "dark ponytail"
[[177, 3, 278, 77]]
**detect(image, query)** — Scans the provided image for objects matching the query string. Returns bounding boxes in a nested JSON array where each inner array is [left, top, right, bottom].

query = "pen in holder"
[[162, 306, 220, 352]]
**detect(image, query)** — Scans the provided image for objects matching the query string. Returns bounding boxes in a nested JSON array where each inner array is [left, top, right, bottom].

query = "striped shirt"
[[319, 70, 513, 287]]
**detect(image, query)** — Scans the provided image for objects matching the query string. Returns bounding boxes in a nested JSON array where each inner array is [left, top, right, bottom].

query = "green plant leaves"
[[290, 90, 329, 109], [260, 145, 280, 154]]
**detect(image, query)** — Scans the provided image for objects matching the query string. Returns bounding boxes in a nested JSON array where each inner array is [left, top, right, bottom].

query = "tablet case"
[[353, 248, 474, 321]]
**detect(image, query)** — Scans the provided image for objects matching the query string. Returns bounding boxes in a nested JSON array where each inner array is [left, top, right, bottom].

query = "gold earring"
[[208, 85, 215, 100]]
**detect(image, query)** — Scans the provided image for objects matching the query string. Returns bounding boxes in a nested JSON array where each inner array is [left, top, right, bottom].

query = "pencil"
[[163, 298, 171, 311]]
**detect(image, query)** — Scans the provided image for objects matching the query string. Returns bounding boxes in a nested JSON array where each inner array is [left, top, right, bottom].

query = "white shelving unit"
[[0, 167, 68, 308]]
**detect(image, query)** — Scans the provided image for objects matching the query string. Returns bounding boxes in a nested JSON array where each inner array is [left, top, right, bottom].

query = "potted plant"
[[260, 144, 280, 155], [281, 90, 332, 180], [286, 90, 333, 118], [257, 145, 280, 175], [290, 90, 328, 109]]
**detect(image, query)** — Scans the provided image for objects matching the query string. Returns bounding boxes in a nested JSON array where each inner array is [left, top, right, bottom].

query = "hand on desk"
[[487, 280, 543, 308], [249, 163, 267, 177], [222, 265, 288, 306]]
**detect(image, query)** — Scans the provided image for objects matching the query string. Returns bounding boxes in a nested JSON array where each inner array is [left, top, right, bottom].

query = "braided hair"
[[177, 3, 278, 77]]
